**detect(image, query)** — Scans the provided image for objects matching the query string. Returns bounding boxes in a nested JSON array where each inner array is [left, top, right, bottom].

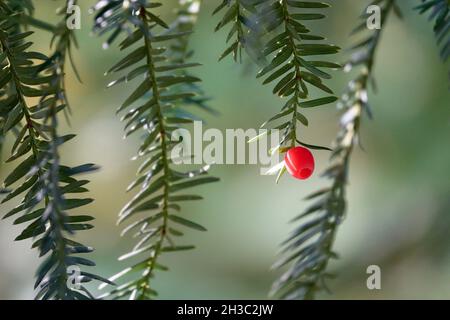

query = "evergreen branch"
[[4, 0, 56, 32], [253, 1, 341, 298], [2, 0, 34, 16], [0, 2, 55, 160], [49, 0, 81, 112], [0, 1, 107, 299], [213, 0, 266, 63], [416, 0, 450, 61], [92, 0, 218, 299], [0, 0, 36, 152], [257, 0, 340, 156], [15, 12, 56, 33], [270, 0, 397, 300], [169, 0, 216, 115], [221, 0, 340, 184]]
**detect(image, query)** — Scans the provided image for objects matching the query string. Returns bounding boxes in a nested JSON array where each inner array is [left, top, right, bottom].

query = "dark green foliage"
[[215, 0, 342, 299], [217, 0, 341, 182], [4, 0, 55, 32], [213, 0, 266, 63], [92, 0, 218, 299], [49, 0, 82, 91], [244, 0, 341, 298], [255, 0, 340, 154], [270, 0, 398, 300], [0, 0, 448, 301], [0, 1, 107, 299], [169, 0, 216, 115], [2, 0, 34, 15], [416, 0, 450, 61]]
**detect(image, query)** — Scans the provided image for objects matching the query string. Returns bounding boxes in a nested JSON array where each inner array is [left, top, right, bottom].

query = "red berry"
[[284, 146, 315, 180]]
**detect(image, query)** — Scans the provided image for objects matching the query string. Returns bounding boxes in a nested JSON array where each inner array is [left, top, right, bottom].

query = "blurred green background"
[[0, 0, 449, 299]]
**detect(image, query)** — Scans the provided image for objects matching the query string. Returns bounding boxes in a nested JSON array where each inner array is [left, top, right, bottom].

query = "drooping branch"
[[92, 0, 218, 299], [0, 0, 108, 299], [216, 1, 340, 181], [258, 0, 340, 158], [213, 0, 266, 63], [270, 0, 397, 300], [415, 0, 449, 62]]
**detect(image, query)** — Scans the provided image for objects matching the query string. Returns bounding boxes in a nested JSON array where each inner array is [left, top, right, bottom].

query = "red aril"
[[284, 146, 315, 180]]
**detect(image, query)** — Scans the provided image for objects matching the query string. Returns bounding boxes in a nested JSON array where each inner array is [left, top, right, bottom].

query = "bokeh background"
[[0, 0, 449, 299]]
